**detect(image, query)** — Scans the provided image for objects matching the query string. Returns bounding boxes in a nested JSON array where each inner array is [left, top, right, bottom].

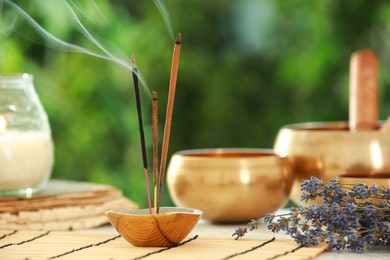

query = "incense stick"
[[131, 55, 152, 214], [152, 91, 159, 214], [157, 33, 181, 212]]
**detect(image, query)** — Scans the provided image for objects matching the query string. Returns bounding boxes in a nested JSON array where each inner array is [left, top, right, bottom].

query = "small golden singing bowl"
[[339, 174, 390, 203], [274, 121, 390, 205], [105, 207, 202, 247], [166, 148, 293, 223]]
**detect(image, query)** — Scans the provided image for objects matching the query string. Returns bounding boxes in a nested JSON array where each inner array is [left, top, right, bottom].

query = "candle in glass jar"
[[0, 74, 54, 194], [0, 130, 54, 191]]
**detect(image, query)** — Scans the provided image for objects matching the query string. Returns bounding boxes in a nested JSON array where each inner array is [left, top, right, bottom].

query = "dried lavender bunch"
[[233, 177, 390, 251]]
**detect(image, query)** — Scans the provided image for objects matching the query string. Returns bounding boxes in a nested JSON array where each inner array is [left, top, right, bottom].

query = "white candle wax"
[[0, 130, 54, 191]]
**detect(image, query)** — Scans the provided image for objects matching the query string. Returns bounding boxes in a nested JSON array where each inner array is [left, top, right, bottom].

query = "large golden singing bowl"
[[105, 207, 202, 247], [273, 121, 390, 204], [167, 148, 293, 223]]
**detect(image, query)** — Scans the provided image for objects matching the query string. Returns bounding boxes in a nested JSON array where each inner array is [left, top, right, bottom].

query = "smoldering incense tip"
[[131, 54, 137, 69], [175, 33, 181, 44], [152, 91, 158, 100]]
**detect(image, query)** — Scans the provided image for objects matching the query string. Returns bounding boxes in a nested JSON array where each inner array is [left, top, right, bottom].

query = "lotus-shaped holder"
[[105, 207, 202, 247]]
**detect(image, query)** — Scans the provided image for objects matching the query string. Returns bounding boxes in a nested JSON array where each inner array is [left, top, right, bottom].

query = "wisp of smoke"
[[153, 0, 174, 40], [1, 0, 154, 95]]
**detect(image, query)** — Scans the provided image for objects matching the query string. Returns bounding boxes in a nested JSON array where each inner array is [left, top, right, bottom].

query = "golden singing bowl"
[[105, 207, 202, 247], [273, 121, 390, 205], [339, 174, 390, 203], [166, 148, 293, 223]]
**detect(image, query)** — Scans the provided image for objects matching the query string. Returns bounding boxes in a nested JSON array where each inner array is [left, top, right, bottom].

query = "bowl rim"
[[280, 121, 388, 131], [105, 207, 202, 216], [174, 148, 276, 158], [339, 174, 390, 179]]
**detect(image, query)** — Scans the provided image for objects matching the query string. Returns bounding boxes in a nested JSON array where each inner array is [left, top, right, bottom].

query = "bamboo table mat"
[[0, 229, 326, 260]]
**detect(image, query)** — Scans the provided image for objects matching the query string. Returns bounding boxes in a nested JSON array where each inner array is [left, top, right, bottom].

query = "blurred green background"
[[1, 0, 390, 207]]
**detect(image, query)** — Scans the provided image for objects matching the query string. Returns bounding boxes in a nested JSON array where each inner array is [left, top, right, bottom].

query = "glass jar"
[[0, 74, 54, 196]]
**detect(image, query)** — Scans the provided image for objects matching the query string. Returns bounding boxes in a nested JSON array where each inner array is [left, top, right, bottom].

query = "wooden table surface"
[[1, 219, 388, 259]]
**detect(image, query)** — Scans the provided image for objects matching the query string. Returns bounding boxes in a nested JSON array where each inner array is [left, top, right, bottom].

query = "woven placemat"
[[0, 229, 326, 260], [0, 180, 138, 230]]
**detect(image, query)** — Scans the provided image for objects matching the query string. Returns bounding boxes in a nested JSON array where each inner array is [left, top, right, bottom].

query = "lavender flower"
[[232, 226, 247, 240], [233, 177, 390, 251]]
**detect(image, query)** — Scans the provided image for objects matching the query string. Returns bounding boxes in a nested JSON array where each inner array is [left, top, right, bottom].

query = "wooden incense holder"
[[105, 207, 202, 247]]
